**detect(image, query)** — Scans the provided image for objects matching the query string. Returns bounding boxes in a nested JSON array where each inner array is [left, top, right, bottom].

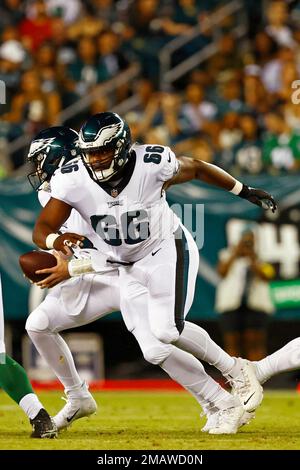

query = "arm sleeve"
[[158, 147, 180, 182]]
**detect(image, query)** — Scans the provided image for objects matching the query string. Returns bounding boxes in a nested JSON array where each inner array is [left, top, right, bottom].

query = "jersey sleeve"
[[50, 170, 76, 206], [38, 190, 51, 208], [158, 147, 180, 182]]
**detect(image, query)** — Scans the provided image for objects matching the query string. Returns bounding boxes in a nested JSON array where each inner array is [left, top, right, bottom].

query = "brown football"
[[19, 251, 57, 283]]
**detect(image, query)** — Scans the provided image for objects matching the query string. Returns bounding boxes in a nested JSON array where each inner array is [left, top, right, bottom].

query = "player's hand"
[[53, 233, 85, 254], [36, 252, 71, 289], [239, 185, 277, 213]]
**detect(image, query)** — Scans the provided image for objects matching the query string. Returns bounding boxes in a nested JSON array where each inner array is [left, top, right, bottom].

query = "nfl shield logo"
[[111, 188, 118, 198]]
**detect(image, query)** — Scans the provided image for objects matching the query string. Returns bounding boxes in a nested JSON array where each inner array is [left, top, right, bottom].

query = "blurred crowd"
[[1, 0, 300, 178]]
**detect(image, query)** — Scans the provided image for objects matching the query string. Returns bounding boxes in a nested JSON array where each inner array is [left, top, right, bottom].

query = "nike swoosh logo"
[[244, 392, 255, 406], [66, 409, 80, 423], [167, 153, 171, 163], [152, 248, 162, 256]]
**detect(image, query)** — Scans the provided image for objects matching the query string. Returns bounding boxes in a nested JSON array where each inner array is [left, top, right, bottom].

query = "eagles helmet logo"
[[28, 137, 56, 158], [95, 122, 123, 146], [79, 122, 124, 149]]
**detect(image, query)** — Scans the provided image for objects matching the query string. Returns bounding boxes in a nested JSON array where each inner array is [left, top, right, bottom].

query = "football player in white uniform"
[[27, 126, 256, 435], [30, 114, 276, 434], [28, 117, 297, 434], [25, 126, 263, 435], [27, 127, 261, 435]]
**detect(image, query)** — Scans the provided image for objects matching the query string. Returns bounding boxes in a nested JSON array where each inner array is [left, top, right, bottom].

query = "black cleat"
[[30, 409, 58, 439]]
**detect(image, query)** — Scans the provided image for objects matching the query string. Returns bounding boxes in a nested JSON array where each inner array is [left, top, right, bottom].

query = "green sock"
[[0, 354, 34, 404]]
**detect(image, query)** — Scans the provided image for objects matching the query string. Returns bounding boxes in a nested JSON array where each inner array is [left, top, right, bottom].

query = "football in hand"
[[19, 251, 57, 283]]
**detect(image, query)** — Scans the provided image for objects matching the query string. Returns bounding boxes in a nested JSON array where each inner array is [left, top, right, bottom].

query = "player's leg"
[[179, 321, 238, 369], [0, 354, 57, 438], [120, 280, 244, 435], [137, 225, 262, 417], [253, 337, 300, 384], [26, 274, 119, 429]]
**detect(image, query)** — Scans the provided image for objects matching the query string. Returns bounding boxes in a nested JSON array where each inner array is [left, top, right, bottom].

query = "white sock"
[[254, 338, 300, 384], [65, 381, 91, 398], [160, 347, 239, 411], [27, 330, 83, 391], [19, 393, 43, 420], [175, 321, 235, 375]]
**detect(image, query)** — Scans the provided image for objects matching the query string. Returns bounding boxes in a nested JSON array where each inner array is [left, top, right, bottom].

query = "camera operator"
[[215, 228, 275, 360]]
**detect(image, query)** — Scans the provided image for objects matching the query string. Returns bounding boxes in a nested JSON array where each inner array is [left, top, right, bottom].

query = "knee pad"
[[143, 344, 173, 365], [151, 325, 180, 344], [25, 309, 50, 333]]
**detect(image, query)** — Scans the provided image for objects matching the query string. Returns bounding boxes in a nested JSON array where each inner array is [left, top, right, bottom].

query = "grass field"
[[0, 390, 299, 450]]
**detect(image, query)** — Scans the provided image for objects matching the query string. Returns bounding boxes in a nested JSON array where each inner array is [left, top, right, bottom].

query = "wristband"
[[45, 233, 60, 249], [237, 184, 251, 199], [68, 258, 95, 277], [229, 180, 243, 195]]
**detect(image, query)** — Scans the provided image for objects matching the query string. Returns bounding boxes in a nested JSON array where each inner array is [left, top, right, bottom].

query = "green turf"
[[0, 390, 299, 450]]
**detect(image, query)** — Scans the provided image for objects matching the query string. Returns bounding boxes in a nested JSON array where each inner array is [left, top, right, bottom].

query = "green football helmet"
[[27, 126, 81, 190], [78, 112, 132, 182]]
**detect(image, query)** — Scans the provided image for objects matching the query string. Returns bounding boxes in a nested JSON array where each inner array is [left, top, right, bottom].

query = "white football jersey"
[[50, 144, 181, 263]]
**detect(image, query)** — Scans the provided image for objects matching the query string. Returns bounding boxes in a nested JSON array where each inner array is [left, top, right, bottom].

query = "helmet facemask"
[[82, 136, 130, 183], [27, 148, 68, 191]]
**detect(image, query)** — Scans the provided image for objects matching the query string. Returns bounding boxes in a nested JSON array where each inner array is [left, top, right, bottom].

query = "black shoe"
[[30, 409, 58, 439]]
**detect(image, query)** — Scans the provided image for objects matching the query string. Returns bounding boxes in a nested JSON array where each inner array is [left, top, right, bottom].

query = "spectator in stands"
[[275, 59, 298, 103], [19, 0, 55, 52], [97, 30, 129, 84], [67, 3, 104, 40], [124, 0, 166, 82], [243, 71, 270, 116], [90, 0, 122, 27], [46, 0, 82, 25], [181, 82, 217, 135], [67, 36, 99, 95], [253, 33, 281, 94], [265, 1, 295, 48], [34, 42, 63, 94], [217, 111, 242, 169], [215, 72, 245, 116], [133, 78, 156, 114], [3, 69, 61, 130], [215, 228, 275, 360], [0, 39, 26, 114], [252, 31, 279, 69], [136, 91, 185, 145], [0, 0, 24, 31], [263, 110, 300, 173], [50, 17, 76, 66], [206, 33, 243, 78], [229, 113, 263, 175]]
